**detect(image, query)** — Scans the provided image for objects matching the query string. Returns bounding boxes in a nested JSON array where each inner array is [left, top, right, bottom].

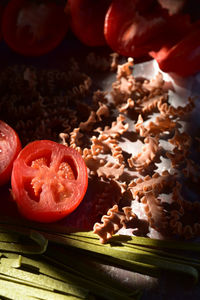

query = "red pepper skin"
[[66, 0, 112, 46], [150, 23, 200, 77], [104, 0, 170, 58]]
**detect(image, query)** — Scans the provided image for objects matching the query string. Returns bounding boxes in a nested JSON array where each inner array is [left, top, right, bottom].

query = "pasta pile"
[[0, 53, 199, 243]]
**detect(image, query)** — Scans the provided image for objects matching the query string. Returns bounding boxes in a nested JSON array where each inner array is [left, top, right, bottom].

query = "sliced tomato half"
[[66, 0, 112, 46], [2, 0, 68, 56], [0, 120, 22, 186], [11, 140, 88, 223]]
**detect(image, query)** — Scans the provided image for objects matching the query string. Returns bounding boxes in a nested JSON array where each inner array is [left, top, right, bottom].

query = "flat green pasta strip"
[[0, 264, 88, 299], [110, 234, 200, 252], [45, 245, 141, 299], [117, 243, 200, 270], [0, 278, 80, 300], [48, 234, 198, 284], [0, 253, 136, 300], [0, 255, 89, 299], [0, 229, 48, 255]]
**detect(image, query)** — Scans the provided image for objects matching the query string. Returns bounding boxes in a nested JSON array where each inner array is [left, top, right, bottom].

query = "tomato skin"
[[150, 23, 200, 77], [67, 0, 111, 46], [11, 140, 88, 223], [2, 0, 69, 56], [0, 121, 22, 186], [104, 0, 169, 58]]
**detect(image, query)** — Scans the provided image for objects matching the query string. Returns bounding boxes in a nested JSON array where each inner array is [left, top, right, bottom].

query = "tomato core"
[[30, 158, 75, 202]]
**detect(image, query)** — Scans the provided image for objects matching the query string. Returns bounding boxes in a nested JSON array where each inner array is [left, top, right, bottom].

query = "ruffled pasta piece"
[[83, 148, 124, 179], [59, 132, 69, 146], [137, 93, 167, 114], [118, 98, 135, 113], [110, 52, 119, 71], [142, 72, 164, 92], [112, 77, 135, 105], [91, 135, 124, 164], [116, 57, 134, 79], [96, 102, 110, 121], [111, 75, 146, 106], [135, 114, 177, 137], [128, 136, 159, 171], [141, 192, 168, 231], [83, 148, 105, 175], [111, 58, 147, 105], [96, 114, 129, 139], [157, 97, 195, 117], [166, 148, 188, 168], [93, 204, 137, 243], [79, 111, 96, 132], [128, 170, 173, 198], [97, 161, 125, 180], [168, 129, 191, 152], [69, 128, 83, 154], [91, 135, 111, 155]]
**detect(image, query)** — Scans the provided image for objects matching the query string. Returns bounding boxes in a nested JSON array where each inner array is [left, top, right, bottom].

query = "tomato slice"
[[104, 0, 169, 58], [0, 121, 22, 186], [66, 0, 112, 46], [11, 140, 88, 223], [2, 0, 69, 56]]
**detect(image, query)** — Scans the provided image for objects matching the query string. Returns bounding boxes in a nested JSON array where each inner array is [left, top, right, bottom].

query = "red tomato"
[[66, 0, 112, 46], [2, 0, 69, 56], [0, 121, 21, 186], [11, 140, 88, 223], [104, 0, 169, 58], [150, 23, 200, 77]]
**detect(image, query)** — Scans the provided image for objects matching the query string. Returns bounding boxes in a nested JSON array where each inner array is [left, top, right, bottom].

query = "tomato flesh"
[[0, 121, 22, 186], [2, 0, 69, 56], [67, 0, 111, 46], [11, 140, 88, 223]]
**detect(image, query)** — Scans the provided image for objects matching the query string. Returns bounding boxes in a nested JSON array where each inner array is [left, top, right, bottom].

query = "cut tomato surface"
[[66, 0, 111, 46], [2, 0, 68, 56], [104, 0, 170, 58], [11, 140, 88, 223], [0, 120, 21, 186]]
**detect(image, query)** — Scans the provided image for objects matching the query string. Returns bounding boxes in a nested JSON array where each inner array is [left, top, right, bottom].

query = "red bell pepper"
[[150, 22, 200, 77]]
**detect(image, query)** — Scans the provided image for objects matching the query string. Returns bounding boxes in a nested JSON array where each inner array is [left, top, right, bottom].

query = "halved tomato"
[[2, 0, 68, 56], [66, 0, 111, 46], [0, 120, 22, 186], [11, 140, 88, 223]]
